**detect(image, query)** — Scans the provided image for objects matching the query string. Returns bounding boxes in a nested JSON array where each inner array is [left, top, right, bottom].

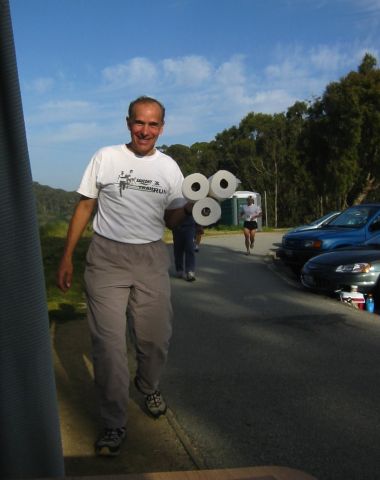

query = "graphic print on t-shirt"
[[117, 169, 167, 198]]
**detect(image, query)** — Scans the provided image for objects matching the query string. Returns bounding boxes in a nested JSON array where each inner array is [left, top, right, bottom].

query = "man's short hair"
[[128, 96, 166, 123]]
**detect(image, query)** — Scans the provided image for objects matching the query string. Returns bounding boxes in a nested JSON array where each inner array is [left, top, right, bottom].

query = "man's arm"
[[56, 196, 97, 292], [164, 202, 193, 229]]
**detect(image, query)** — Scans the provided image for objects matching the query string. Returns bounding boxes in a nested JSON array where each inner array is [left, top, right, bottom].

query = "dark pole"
[[0, 1, 65, 477]]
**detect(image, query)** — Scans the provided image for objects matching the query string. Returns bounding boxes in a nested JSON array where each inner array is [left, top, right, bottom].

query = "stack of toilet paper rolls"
[[182, 170, 239, 226]]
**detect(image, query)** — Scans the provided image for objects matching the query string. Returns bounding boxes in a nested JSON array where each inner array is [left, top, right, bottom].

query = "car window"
[[327, 206, 378, 228], [369, 216, 380, 232], [321, 212, 340, 226], [309, 211, 339, 226]]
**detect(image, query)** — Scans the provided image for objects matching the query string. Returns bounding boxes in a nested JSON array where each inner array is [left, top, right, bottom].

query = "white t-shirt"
[[77, 144, 186, 244], [241, 204, 261, 221]]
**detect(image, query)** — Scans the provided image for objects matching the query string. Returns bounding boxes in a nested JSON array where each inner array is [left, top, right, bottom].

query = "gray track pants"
[[84, 233, 173, 428]]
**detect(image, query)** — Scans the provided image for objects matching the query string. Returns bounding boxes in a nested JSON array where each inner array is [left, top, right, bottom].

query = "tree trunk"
[[352, 174, 380, 205]]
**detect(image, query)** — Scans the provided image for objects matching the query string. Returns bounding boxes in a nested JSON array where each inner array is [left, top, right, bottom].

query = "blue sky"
[[10, 0, 380, 191]]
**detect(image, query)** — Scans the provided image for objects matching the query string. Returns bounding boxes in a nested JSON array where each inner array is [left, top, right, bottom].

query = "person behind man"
[[57, 96, 192, 457], [240, 195, 262, 255], [172, 214, 197, 281], [194, 224, 204, 252]]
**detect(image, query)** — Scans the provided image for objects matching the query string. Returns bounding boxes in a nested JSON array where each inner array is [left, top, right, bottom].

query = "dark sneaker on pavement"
[[145, 390, 167, 418], [95, 427, 126, 456]]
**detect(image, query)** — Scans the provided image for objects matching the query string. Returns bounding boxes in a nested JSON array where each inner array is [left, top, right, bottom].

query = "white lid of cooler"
[[340, 291, 365, 302]]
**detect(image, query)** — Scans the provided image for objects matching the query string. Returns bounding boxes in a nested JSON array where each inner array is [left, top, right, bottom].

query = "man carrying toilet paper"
[[240, 196, 262, 255], [57, 96, 193, 457]]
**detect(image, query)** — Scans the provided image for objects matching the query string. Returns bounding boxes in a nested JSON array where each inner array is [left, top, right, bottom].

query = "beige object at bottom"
[[36, 465, 318, 480]]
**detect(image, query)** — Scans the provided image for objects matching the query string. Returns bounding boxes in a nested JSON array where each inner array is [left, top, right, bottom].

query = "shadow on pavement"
[[51, 312, 197, 476]]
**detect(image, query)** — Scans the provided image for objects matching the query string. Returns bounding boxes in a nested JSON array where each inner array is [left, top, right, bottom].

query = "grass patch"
[[41, 221, 92, 321]]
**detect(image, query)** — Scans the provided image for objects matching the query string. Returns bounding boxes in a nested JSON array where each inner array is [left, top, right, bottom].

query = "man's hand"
[[55, 196, 97, 293], [57, 256, 74, 293]]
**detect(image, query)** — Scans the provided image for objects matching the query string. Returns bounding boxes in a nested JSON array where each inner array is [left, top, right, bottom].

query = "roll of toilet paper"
[[192, 197, 222, 226], [182, 173, 210, 201], [208, 170, 238, 201]]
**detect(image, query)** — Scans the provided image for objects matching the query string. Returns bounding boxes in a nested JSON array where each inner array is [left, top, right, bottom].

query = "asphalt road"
[[162, 232, 380, 480]]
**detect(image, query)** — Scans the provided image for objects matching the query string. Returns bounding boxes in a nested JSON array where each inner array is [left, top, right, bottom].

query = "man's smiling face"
[[127, 102, 164, 156]]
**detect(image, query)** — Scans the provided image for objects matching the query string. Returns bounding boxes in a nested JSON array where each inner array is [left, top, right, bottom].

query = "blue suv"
[[278, 204, 380, 270]]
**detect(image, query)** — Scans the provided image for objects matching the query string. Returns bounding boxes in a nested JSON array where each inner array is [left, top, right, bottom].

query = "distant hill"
[[33, 182, 79, 225]]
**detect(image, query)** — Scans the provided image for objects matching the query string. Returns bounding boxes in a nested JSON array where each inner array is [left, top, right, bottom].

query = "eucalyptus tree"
[[350, 54, 380, 204], [213, 125, 241, 172], [189, 141, 219, 177], [305, 53, 380, 210], [214, 110, 307, 227], [282, 101, 315, 225], [238, 112, 295, 227], [159, 143, 196, 177]]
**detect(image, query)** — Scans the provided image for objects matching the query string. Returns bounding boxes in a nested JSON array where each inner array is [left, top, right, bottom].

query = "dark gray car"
[[301, 232, 380, 299]]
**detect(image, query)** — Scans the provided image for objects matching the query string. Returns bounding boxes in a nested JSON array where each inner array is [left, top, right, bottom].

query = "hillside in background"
[[33, 182, 79, 225]]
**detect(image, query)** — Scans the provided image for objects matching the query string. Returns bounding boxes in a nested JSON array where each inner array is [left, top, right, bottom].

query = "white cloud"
[[162, 55, 212, 86], [40, 122, 101, 143], [310, 45, 350, 71], [346, 0, 380, 31], [27, 77, 54, 94], [162, 112, 198, 138], [351, 0, 380, 12], [262, 43, 378, 104], [252, 90, 297, 113], [102, 57, 157, 88], [215, 55, 246, 86], [28, 100, 96, 125], [265, 59, 298, 80], [41, 100, 92, 112]]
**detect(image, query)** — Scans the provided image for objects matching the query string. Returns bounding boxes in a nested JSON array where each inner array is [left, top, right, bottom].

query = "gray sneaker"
[[95, 427, 126, 456], [186, 271, 196, 282], [134, 377, 167, 418], [145, 390, 167, 418]]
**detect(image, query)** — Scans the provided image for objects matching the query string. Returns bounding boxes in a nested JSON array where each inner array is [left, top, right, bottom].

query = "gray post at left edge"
[[0, 1, 65, 477]]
